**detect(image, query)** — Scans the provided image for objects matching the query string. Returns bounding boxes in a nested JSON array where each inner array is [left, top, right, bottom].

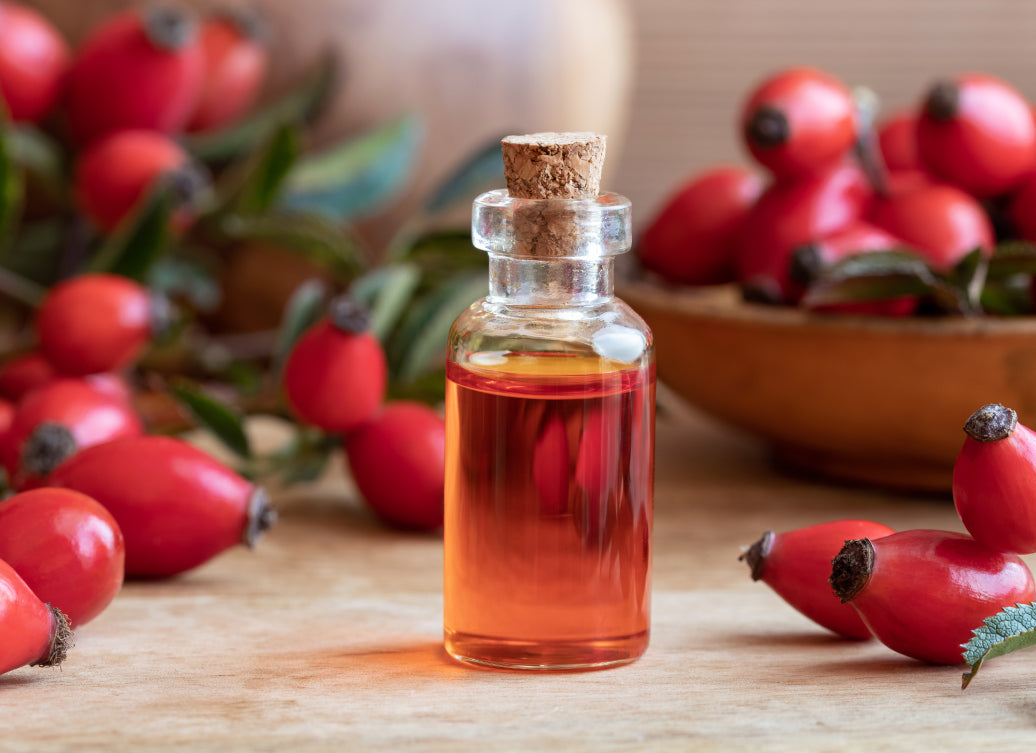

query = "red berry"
[[1006, 171, 1036, 243], [877, 110, 923, 173], [0, 488, 124, 627], [63, 6, 204, 145], [868, 182, 994, 271], [637, 165, 762, 285], [49, 435, 275, 578], [2, 379, 143, 489], [917, 74, 1036, 198], [0, 558, 72, 675], [37, 273, 155, 376], [187, 11, 268, 132], [283, 298, 387, 434], [344, 401, 445, 531], [742, 519, 894, 639], [734, 164, 872, 299], [0, 1, 69, 123], [74, 130, 201, 233], [742, 67, 857, 180], [952, 404, 1036, 554], [0, 352, 56, 401], [830, 530, 1035, 664]]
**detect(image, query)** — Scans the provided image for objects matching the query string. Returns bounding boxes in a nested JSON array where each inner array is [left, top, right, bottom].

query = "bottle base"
[[444, 629, 649, 671]]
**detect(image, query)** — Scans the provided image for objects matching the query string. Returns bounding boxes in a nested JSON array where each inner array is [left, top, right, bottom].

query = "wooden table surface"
[[6, 396, 1036, 752]]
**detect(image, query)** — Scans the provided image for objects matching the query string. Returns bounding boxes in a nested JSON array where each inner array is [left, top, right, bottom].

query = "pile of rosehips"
[[743, 402, 1036, 668], [638, 66, 1036, 315]]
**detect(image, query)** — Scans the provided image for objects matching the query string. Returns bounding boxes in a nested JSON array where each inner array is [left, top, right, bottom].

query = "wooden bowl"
[[619, 280, 1036, 493]]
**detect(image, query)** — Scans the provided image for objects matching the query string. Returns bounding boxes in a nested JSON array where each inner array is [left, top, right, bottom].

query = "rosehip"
[[952, 403, 1036, 554], [344, 401, 445, 531], [49, 435, 275, 578], [1, 379, 143, 489], [741, 67, 857, 180], [0, 558, 72, 676], [36, 274, 157, 376], [74, 130, 204, 233], [63, 6, 204, 145], [187, 10, 269, 132], [917, 74, 1036, 198], [283, 297, 387, 434], [532, 412, 570, 515], [868, 182, 994, 271], [637, 165, 763, 285], [877, 110, 922, 173], [741, 519, 894, 639], [735, 164, 872, 299], [830, 530, 1035, 664], [1007, 171, 1036, 243], [0, 352, 57, 401], [0, 1, 70, 123], [0, 488, 123, 627]]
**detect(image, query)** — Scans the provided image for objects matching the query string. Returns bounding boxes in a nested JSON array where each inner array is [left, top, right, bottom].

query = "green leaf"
[[987, 241, 1036, 279], [168, 379, 252, 459], [185, 53, 337, 164], [147, 253, 221, 312], [423, 137, 504, 214], [6, 125, 63, 199], [946, 247, 988, 312], [279, 113, 422, 221], [349, 263, 421, 342], [87, 185, 174, 280], [0, 125, 25, 253], [218, 123, 301, 214], [273, 278, 329, 369], [405, 229, 486, 271], [980, 275, 1034, 316], [962, 602, 1036, 689]]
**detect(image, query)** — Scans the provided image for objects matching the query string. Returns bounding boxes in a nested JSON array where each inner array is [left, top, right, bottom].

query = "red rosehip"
[[0, 1, 69, 123], [74, 130, 203, 234], [742, 519, 894, 640], [344, 401, 445, 531], [36, 273, 156, 376], [741, 67, 857, 180], [868, 182, 994, 271], [0, 353, 56, 401], [952, 404, 1036, 554], [830, 530, 1035, 665], [532, 412, 569, 515], [0, 558, 72, 676], [917, 74, 1036, 198], [789, 223, 918, 316], [735, 164, 872, 299], [187, 10, 269, 132], [637, 165, 763, 285], [283, 298, 387, 434], [0, 488, 124, 627], [63, 6, 204, 145], [49, 435, 275, 578], [1, 379, 143, 490], [1006, 171, 1036, 243], [877, 110, 923, 173]]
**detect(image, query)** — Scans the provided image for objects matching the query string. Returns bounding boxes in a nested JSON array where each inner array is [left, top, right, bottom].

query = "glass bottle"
[[443, 133, 655, 670]]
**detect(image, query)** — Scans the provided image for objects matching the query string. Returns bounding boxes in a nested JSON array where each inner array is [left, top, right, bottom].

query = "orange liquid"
[[444, 353, 654, 669]]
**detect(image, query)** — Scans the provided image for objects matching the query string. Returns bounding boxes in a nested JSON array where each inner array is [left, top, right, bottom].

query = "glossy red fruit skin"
[[877, 111, 923, 173], [953, 406, 1036, 554], [835, 530, 1035, 665], [0, 2, 70, 123], [0, 353, 57, 401], [283, 319, 388, 434], [345, 401, 445, 531], [63, 8, 204, 145], [735, 164, 872, 299], [49, 435, 268, 578], [1007, 171, 1036, 243], [917, 74, 1036, 198], [0, 558, 68, 675], [741, 67, 857, 180], [1, 379, 143, 489], [743, 519, 894, 639], [0, 488, 124, 627], [37, 273, 152, 376], [868, 183, 994, 271], [74, 130, 190, 233], [637, 165, 763, 285], [187, 15, 268, 132]]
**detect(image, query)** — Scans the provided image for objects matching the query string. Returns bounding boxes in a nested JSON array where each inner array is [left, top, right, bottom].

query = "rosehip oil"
[[444, 133, 655, 670]]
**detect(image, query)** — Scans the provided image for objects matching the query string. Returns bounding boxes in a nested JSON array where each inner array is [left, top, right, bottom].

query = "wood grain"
[[4, 408, 1036, 751]]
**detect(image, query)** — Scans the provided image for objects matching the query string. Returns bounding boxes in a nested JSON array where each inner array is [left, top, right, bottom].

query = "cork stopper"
[[501, 132, 606, 199]]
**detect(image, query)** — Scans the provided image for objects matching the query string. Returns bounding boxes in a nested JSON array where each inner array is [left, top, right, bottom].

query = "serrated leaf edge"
[[961, 601, 1036, 690]]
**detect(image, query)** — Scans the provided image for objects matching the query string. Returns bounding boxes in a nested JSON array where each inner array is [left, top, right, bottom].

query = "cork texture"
[[501, 132, 606, 199]]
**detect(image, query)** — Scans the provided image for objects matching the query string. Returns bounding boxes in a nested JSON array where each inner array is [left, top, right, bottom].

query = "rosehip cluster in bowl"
[[638, 66, 1036, 315]]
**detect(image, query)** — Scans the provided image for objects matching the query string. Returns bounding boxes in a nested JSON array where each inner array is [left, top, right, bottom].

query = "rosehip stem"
[[964, 403, 1018, 442], [30, 605, 73, 668], [925, 81, 960, 122], [851, 86, 890, 198], [243, 485, 277, 549], [142, 4, 197, 51], [829, 537, 875, 603], [739, 530, 774, 581]]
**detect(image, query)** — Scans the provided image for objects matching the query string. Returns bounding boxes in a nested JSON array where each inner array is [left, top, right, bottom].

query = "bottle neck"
[[487, 255, 614, 306]]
